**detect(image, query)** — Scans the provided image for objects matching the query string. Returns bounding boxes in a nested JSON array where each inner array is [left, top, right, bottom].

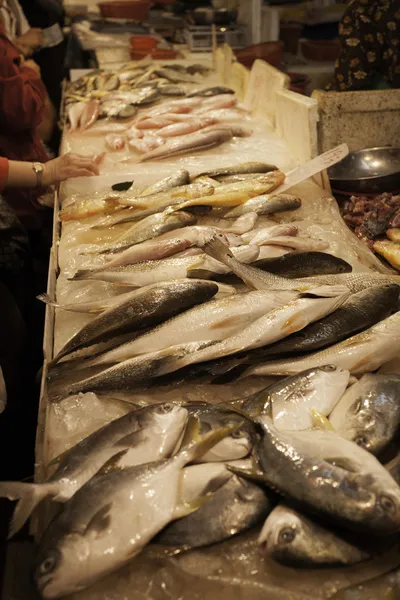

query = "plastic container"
[[98, 1, 151, 20], [279, 22, 303, 55], [130, 35, 158, 49], [235, 41, 284, 70], [287, 72, 311, 95], [301, 40, 340, 62]]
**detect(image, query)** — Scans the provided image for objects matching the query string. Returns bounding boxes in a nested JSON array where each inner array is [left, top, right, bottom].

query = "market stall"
[[20, 52, 400, 600]]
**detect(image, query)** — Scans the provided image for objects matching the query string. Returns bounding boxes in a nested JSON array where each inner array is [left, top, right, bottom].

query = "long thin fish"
[[226, 194, 302, 218], [137, 128, 234, 162]]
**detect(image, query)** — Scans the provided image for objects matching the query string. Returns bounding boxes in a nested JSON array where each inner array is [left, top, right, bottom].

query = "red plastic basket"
[[235, 42, 284, 70], [98, 1, 150, 20]]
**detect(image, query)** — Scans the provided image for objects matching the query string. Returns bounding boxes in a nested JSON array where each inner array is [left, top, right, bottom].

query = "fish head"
[[140, 402, 188, 453], [197, 422, 254, 462], [350, 470, 400, 533], [259, 506, 302, 562], [309, 364, 350, 402], [35, 533, 91, 599]]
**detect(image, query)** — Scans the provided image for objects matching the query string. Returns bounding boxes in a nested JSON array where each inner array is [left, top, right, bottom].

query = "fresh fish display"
[[34, 422, 233, 598], [259, 505, 370, 567], [254, 251, 352, 279], [329, 373, 400, 455], [54, 280, 219, 361], [0, 403, 188, 536], [138, 128, 234, 162], [247, 310, 400, 377], [90, 290, 296, 369], [225, 193, 302, 218], [247, 366, 350, 431], [257, 284, 400, 358], [246, 417, 400, 534]]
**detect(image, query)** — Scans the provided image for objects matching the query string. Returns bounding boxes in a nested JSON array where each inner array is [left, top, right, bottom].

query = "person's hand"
[[15, 28, 44, 51], [42, 153, 101, 186], [24, 59, 41, 74]]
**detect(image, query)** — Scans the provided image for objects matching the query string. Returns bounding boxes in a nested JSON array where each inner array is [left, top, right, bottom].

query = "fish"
[[89, 290, 299, 366], [156, 473, 271, 550], [94, 238, 193, 270], [158, 117, 216, 138], [54, 280, 219, 361], [259, 505, 371, 567], [67, 101, 86, 131], [93, 211, 197, 255], [196, 95, 237, 112], [374, 239, 400, 270], [253, 252, 352, 279], [59, 194, 122, 222], [255, 284, 400, 358], [204, 235, 400, 293], [242, 224, 298, 244], [36, 291, 142, 314], [329, 373, 400, 456], [387, 228, 400, 243], [140, 97, 203, 119], [105, 134, 125, 151], [187, 86, 235, 97], [138, 128, 234, 162], [246, 310, 400, 377], [163, 287, 350, 372], [0, 403, 188, 536], [225, 194, 302, 218], [34, 421, 233, 599], [253, 235, 330, 253], [154, 67, 201, 83], [196, 162, 278, 179], [79, 99, 100, 130], [243, 417, 400, 534], [246, 366, 349, 431], [141, 169, 190, 195], [159, 85, 186, 96]]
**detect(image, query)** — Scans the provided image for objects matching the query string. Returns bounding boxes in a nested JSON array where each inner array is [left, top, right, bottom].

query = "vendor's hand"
[[42, 153, 100, 186], [15, 28, 44, 51], [24, 59, 41, 74]]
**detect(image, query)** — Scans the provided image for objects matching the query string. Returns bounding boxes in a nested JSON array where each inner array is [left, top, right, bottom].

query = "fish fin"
[[84, 503, 113, 537], [96, 450, 130, 476], [226, 465, 265, 483], [69, 269, 91, 281], [324, 457, 359, 473], [173, 494, 212, 519], [186, 268, 215, 280], [311, 409, 335, 431], [114, 431, 145, 448], [47, 448, 71, 469], [36, 293, 56, 307], [179, 416, 240, 464], [203, 235, 236, 264], [0, 482, 53, 538]]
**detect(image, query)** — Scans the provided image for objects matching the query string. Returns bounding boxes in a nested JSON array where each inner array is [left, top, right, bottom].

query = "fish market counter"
[[33, 58, 400, 600]]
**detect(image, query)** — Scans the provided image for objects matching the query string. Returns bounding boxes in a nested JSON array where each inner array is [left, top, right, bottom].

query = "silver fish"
[[141, 169, 190, 195], [247, 417, 400, 534], [247, 311, 400, 377], [54, 280, 218, 361], [259, 505, 370, 567], [299, 272, 400, 294], [36, 291, 138, 314], [138, 128, 234, 162], [226, 194, 301, 218], [329, 373, 400, 456], [34, 422, 233, 599], [197, 162, 278, 179], [0, 403, 188, 536]]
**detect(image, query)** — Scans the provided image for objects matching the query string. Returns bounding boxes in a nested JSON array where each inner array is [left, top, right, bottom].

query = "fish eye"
[[379, 495, 397, 514], [355, 435, 368, 448], [231, 429, 244, 439], [39, 554, 58, 575], [321, 365, 336, 372], [158, 403, 175, 414], [278, 527, 296, 544]]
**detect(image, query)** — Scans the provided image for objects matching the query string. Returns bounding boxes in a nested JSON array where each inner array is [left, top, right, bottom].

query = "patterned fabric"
[[328, 0, 400, 91]]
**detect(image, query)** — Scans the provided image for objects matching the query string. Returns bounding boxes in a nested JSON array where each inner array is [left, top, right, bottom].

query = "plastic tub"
[[98, 1, 151, 20], [235, 41, 284, 70], [301, 40, 340, 62], [130, 35, 158, 49]]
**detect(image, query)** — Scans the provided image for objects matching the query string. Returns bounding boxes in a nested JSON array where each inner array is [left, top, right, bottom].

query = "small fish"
[[158, 117, 216, 138], [254, 251, 352, 279], [54, 280, 218, 361], [387, 228, 400, 243], [329, 373, 400, 456], [259, 505, 370, 567], [374, 239, 400, 270], [0, 403, 188, 536], [196, 162, 277, 179], [95, 238, 192, 270], [226, 194, 301, 218], [79, 99, 100, 131], [187, 86, 235, 97], [105, 134, 125, 151], [141, 169, 190, 195], [34, 421, 233, 598], [246, 311, 400, 377], [138, 128, 234, 162], [247, 417, 400, 534], [256, 284, 400, 358]]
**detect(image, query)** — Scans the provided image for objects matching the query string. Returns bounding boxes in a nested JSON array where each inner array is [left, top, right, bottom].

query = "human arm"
[[14, 28, 43, 57]]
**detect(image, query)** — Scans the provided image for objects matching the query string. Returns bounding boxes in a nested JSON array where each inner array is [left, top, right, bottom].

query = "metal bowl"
[[328, 146, 400, 194]]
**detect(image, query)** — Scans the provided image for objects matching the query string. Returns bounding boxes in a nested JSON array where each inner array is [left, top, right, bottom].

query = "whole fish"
[[157, 473, 271, 550], [244, 366, 350, 431], [93, 211, 197, 255], [89, 290, 300, 366], [329, 373, 400, 455], [226, 193, 302, 218], [36, 290, 139, 314], [138, 128, 234, 162], [196, 162, 278, 179], [187, 86, 235, 97], [259, 505, 370, 567], [247, 311, 400, 377], [0, 403, 188, 536], [158, 117, 216, 138], [163, 287, 350, 372], [141, 169, 190, 195], [54, 280, 218, 361], [243, 417, 400, 534], [256, 284, 400, 358], [79, 98, 100, 130], [34, 422, 233, 599], [254, 251, 352, 279]]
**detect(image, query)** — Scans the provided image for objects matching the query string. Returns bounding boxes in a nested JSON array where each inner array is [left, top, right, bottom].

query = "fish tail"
[[36, 293, 57, 307], [177, 415, 241, 466], [0, 482, 53, 538], [203, 235, 237, 267]]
